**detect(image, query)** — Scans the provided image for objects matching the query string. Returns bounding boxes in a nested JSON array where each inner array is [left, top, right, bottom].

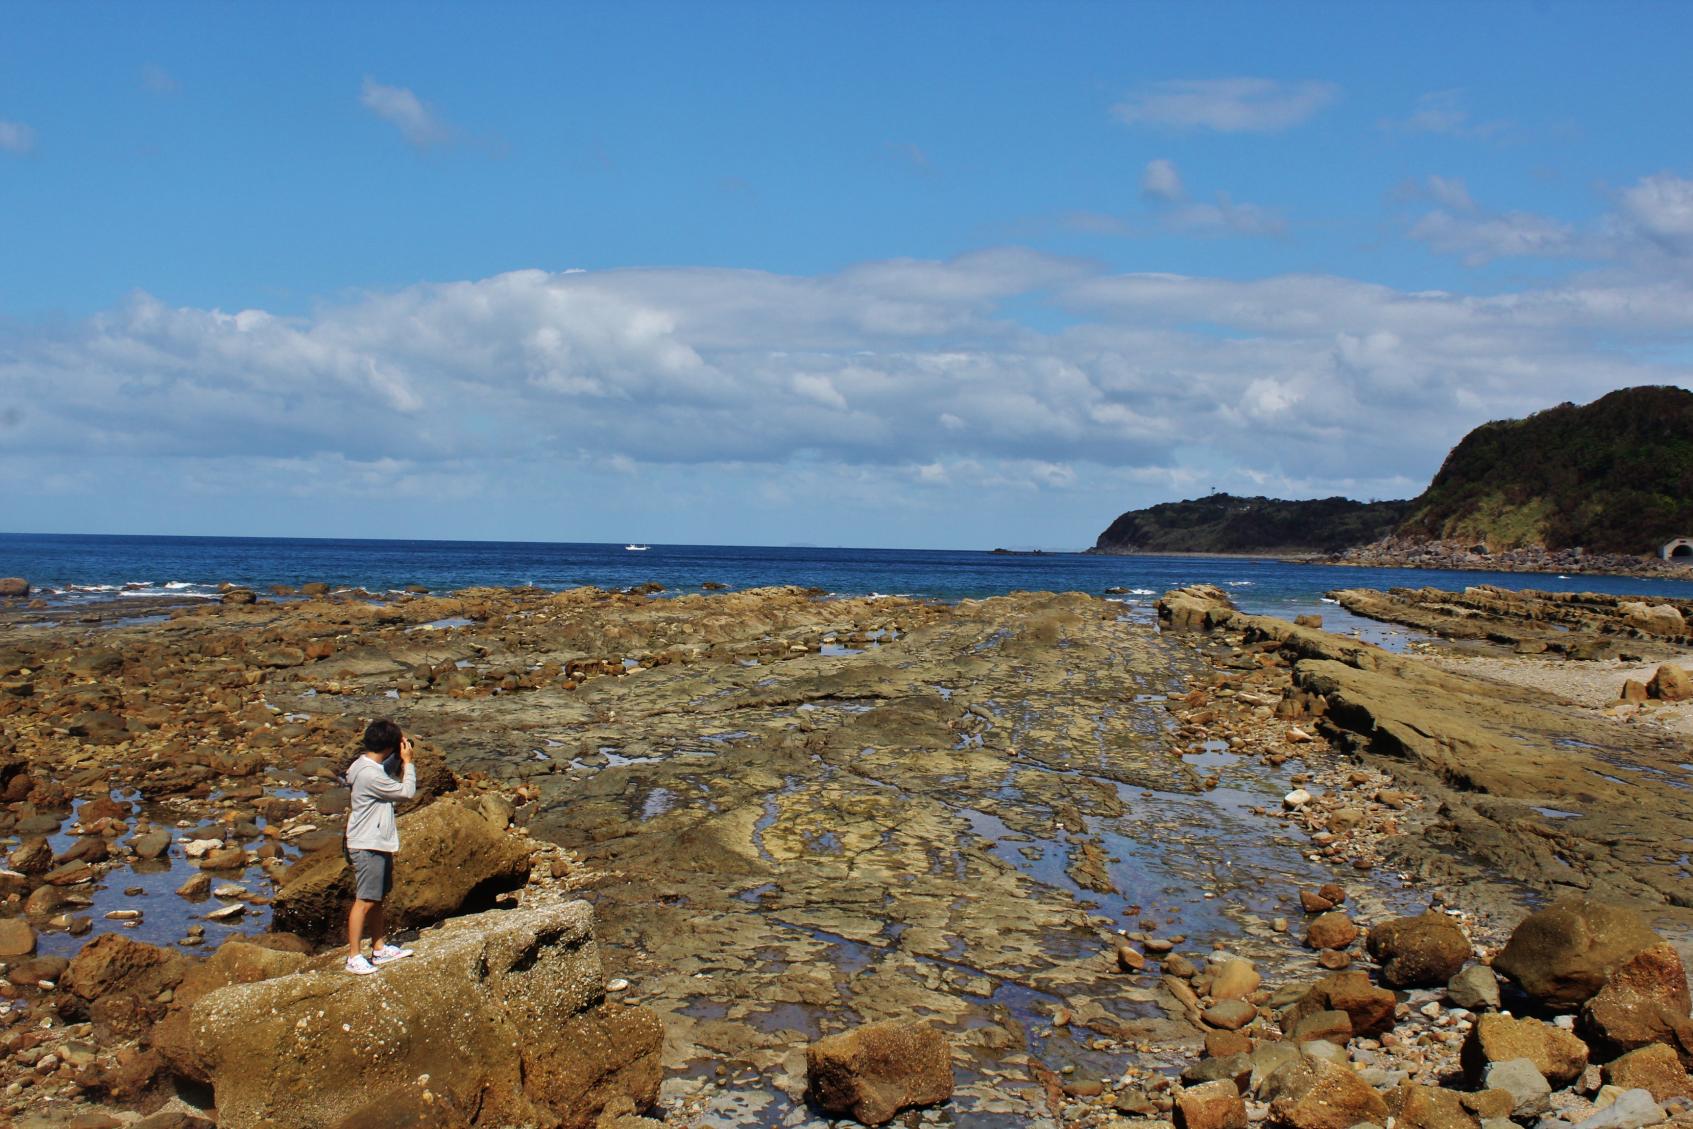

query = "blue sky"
[[4, 1, 1693, 548]]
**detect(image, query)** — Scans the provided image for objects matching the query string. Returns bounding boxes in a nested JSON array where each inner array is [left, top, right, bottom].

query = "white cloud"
[[1141, 158, 1183, 202], [1616, 173, 1693, 254], [0, 120, 36, 155], [1113, 78, 1338, 133], [1137, 159, 1285, 237], [5, 250, 1692, 531], [1384, 90, 1507, 139], [1409, 208, 1575, 265], [1425, 175, 1475, 213], [359, 77, 452, 149], [141, 64, 179, 94]]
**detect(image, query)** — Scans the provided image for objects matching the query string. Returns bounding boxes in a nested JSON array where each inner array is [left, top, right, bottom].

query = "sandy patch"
[[1415, 648, 1693, 738]]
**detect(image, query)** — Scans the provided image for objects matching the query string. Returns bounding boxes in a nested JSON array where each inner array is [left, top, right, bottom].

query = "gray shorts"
[[348, 849, 393, 902]]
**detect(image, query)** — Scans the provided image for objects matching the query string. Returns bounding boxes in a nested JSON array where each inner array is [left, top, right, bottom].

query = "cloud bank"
[[1113, 78, 1337, 133], [5, 232, 1690, 535]]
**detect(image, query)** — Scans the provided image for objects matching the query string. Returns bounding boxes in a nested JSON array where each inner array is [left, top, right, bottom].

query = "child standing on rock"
[[344, 719, 418, 975]]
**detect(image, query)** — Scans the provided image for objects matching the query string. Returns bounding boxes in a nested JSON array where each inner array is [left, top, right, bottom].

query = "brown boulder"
[[271, 797, 531, 940], [0, 577, 29, 597], [1210, 958, 1262, 1000], [9, 836, 51, 875], [151, 939, 313, 1068], [1176, 1078, 1249, 1129], [165, 900, 661, 1129], [0, 915, 36, 957], [1282, 971, 1397, 1039], [221, 589, 258, 606], [1647, 664, 1693, 701], [806, 1020, 954, 1126], [1264, 1056, 1388, 1129], [1306, 912, 1358, 951], [1366, 912, 1471, 988], [1387, 1081, 1481, 1129], [1579, 941, 1693, 1061], [1620, 679, 1650, 703], [1459, 1013, 1589, 1087], [1603, 1043, 1693, 1102], [1622, 603, 1686, 636], [1494, 898, 1663, 1009], [62, 933, 190, 1003]]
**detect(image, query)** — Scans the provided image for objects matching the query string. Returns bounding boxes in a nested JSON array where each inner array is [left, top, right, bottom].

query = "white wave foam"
[[1130, 588, 1154, 595], [1225, 580, 1254, 587]]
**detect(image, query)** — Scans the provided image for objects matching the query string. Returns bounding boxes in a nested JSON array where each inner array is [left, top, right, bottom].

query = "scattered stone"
[[0, 916, 37, 957], [131, 829, 171, 860], [1306, 912, 1359, 951], [1175, 1078, 1248, 1129], [1210, 958, 1261, 1000], [1603, 1044, 1693, 1102], [1484, 1057, 1552, 1118], [1263, 1055, 1389, 1129], [1203, 1000, 1258, 1031], [1283, 971, 1397, 1039], [1366, 912, 1471, 988], [1387, 1080, 1481, 1129], [806, 1019, 953, 1126], [1570, 1088, 1665, 1129], [1447, 964, 1502, 1012]]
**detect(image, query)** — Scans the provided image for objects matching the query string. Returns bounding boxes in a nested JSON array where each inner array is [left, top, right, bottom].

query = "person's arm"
[[360, 762, 417, 802]]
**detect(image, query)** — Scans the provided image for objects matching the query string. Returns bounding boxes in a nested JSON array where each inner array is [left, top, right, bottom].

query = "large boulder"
[[1386, 1081, 1481, 1129], [1176, 1078, 1249, 1129], [150, 939, 314, 1067], [1263, 1056, 1389, 1129], [62, 933, 190, 1005], [1280, 971, 1397, 1039], [806, 1020, 954, 1126], [1647, 664, 1693, 702], [1460, 1013, 1589, 1087], [1620, 603, 1686, 637], [161, 899, 661, 1129], [271, 797, 531, 939], [1366, 912, 1471, 988], [1580, 942, 1693, 1063], [1493, 898, 1662, 1009], [0, 578, 28, 598], [1604, 1043, 1693, 1102]]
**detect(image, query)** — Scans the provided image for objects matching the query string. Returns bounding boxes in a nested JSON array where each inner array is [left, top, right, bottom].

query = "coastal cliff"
[[1089, 494, 1411, 556], [1093, 386, 1693, 564]]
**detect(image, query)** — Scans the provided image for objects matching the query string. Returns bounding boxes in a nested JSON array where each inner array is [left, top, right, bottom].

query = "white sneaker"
[[371, 943, 413, 965], [345, 954, 379, 975]]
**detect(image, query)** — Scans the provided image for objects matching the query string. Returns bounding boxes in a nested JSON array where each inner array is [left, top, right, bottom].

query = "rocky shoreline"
[[0, 580, 1690, 1127], [1332, 539, 1693, 580]]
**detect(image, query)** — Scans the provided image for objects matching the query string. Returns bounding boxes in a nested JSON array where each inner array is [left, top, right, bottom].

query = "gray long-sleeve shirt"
[[345, 754, 417, 852]]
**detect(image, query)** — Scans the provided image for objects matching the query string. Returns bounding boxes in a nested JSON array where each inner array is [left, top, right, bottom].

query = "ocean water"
[[5, 532, 1693, 623]]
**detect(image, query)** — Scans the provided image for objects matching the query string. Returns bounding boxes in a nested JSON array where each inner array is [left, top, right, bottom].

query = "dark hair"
[[362, 719, 403, 756]]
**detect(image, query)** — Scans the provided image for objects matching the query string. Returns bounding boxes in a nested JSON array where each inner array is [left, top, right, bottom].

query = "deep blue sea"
[[7, 532, 1693, 627]]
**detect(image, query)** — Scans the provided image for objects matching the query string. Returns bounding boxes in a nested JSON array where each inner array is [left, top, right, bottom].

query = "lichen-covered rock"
[[1460, 1013, 1590, 1087], [806, 1020, 953, 1126], [1176, 1078, 1249, 1129], [1263, 1055, 1389, 1129], [1579, 942, 1693, 1063], [1493, 898, 1661, 1009], [1387, 1080, 1481, 1129], [1603, 1043, 1693, 1102], [162, 900, 661, 1129], [1366, 912, 1471, 988], [1281, 971, 1396, 1039]]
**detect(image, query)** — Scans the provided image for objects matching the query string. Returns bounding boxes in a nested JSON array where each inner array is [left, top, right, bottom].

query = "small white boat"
[[625, 544, 649, 551]]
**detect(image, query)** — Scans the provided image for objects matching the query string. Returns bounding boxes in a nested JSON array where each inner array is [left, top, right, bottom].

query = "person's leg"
[[348, 898, 374, 961], [367, 899, 386, 952]]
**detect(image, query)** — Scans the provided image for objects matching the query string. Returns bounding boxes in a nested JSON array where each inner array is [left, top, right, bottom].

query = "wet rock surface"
[[2, 581, 1693, 1126]]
